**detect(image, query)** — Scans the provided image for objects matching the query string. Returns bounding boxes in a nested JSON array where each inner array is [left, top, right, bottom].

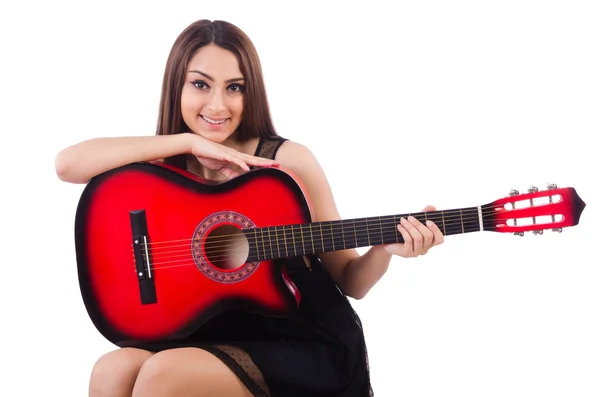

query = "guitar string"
[[130, 211, 562, 271], [143, 197, 561, 249], [137, 207, 494, 259], [142, 222, 447, 270], [136, 202, 506, 249], [137, 206, 562, 266], [142, 212, 486, 260], [134, 200, 559, 253]]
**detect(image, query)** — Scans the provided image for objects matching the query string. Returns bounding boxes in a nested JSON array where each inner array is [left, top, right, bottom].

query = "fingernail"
[[408, 216, 415, 222], [426, 220, 433, 226], [401, 217, 407, 223]]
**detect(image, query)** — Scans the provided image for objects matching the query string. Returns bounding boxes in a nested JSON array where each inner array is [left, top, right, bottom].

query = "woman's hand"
[[188, 134, 279, 179], [383, 205, 444, 258]]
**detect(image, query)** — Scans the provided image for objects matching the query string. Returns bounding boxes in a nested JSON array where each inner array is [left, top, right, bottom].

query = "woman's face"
[[181, 44, 245, 143]]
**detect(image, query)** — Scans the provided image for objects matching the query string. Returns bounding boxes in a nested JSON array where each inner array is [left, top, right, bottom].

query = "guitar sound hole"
[[204, 224, 249, 270]]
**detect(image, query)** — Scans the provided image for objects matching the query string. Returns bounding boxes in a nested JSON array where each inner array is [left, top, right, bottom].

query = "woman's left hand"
[[383, 205, 444, 258]]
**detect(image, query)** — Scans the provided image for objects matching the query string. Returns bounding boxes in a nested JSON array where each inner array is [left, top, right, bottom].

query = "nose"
[[207, 90, 226, 114]]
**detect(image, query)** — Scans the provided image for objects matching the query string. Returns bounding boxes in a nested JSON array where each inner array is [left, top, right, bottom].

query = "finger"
[[242, 154, 280, 167], [400, 217, 423, 253], [426, 220, 445, 246], [396, 223, 413, 256], [224, 155, 251, 172], [407, 216, 433, 252], [418, 219, 435, 249], [422, 205, 437, 212]]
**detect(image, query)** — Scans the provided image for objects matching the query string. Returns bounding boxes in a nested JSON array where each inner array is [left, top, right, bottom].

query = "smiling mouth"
[[201, 115, 229, 125]]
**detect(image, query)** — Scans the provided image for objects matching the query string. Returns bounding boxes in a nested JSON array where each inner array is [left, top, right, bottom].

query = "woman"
[[56, 19, 444, 397]]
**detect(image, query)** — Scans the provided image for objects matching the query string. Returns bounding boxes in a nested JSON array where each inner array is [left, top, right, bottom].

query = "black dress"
[[143, 136, 374, 397]]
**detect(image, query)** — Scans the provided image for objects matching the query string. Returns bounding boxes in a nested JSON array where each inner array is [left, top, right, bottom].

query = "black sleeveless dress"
[[143, 136, 374, 397]]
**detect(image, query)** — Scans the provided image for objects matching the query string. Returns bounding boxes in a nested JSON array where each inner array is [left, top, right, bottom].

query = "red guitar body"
[[75, 161, 309, 347]]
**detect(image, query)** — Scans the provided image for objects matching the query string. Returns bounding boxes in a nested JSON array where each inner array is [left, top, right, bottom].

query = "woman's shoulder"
[[253, 136, 326, 187], [273, 139, 333, 203], [253, 135, 287, 159], [275, 139, 319, 169]]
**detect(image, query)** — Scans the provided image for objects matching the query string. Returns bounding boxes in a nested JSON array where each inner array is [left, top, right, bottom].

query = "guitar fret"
[[441, 210, 446, 235], [269, 227, 274, 258], [326, 223, 331, 252], [294, 225, 300, 256], [293, 224, 303, 256], [287, 224, 293, 255], [282, 225, 288, 257], [319, 223, 325, 252], [274, 227, 281, 258], [330, 222, 335, 251], [292, 225, 300, 256], [332, 221, 345, 251], [298, 224, 304, 255], [260, 228, 267, 260], [303, 226, 308, 255], [254, 229, 261, 260]]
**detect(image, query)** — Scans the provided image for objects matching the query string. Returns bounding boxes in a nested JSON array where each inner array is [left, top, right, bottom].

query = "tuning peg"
[[509, 189, 519, 196], [514, 232, 524, 237], [533, 230, 544, 235], [528, 186, 538, 193], [546, 183, 558, 190], [552, 228, 563, 233]]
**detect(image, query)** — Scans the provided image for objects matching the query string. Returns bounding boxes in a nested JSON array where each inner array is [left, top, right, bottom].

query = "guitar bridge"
[[130, 209, 157, 305]]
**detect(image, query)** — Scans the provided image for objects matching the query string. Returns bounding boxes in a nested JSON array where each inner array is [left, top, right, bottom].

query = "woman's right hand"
[[189, 134, 279, 179]]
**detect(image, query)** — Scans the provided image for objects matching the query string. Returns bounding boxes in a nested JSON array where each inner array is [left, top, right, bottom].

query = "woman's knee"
[[132, 347, 253, 397], [89, 347, 154, 397]]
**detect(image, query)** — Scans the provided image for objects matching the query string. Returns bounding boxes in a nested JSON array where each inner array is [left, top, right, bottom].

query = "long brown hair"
[[155, 19, 278, 168]]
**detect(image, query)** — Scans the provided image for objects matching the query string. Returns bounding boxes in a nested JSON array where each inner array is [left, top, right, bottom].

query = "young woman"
[[56, 19, 444, 397]]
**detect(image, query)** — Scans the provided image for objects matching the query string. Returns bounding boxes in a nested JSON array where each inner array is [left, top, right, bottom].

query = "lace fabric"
[[202, 344, 271, 397]]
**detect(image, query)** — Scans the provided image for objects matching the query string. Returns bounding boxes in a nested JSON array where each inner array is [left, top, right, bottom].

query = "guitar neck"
[[245, 205, 493, 262]]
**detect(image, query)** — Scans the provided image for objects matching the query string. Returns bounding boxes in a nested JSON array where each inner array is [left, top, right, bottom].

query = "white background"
[[2, 1, 599, 396]]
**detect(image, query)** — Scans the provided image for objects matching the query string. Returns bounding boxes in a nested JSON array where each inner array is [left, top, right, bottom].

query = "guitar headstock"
[[486, 184, 586, 235]]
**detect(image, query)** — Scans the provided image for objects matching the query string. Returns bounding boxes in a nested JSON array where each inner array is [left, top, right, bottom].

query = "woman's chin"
[[192, 129, 235, 143]]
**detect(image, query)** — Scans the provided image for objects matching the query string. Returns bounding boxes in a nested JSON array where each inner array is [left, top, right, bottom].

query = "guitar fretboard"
[[244, 206, 489, 262]]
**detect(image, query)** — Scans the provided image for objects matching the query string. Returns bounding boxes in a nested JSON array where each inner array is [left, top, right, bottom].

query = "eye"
[[192, 80, 208, 89], [228, 83, 245, 93]]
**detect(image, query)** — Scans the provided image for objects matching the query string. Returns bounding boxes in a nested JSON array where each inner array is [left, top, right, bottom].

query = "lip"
[[201, 115, 229, 122], [200, 114, 230, 129]]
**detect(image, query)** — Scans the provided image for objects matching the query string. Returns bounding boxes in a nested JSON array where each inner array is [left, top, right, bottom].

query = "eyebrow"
[[188, 70, 244, 83]]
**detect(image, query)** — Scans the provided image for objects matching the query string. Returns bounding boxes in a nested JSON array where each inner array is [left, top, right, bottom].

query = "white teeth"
[[202, 115, 227, 124]]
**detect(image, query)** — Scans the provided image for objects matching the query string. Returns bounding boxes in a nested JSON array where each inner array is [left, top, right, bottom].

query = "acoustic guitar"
[[74, 161, 586, 346]]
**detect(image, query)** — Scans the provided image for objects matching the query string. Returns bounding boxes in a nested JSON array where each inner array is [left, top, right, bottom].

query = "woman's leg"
[[132, 347, 255, 397], [89, 347, 154, 397]]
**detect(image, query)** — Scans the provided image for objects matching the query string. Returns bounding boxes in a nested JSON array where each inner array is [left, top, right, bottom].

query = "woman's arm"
[[275, 140, 443, 300], [55, 134, 194, 184], [55, 133, 278, 184]]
